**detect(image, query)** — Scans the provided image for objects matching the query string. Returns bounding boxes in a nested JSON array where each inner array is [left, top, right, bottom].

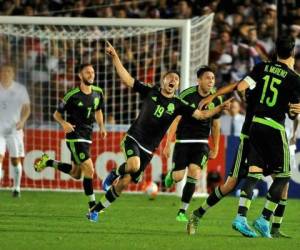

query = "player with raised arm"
[[0, 64, 31, 197], [163, 66, 222, 222], [34, 64, 106, 211], [187, 36, 300, 238], [87, 41, 232, 222]]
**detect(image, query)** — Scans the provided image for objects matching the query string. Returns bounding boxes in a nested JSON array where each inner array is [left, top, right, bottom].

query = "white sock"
[[13, 163, 22, 192], [88, 193, 95, 202], [181, 202, 189, 211]]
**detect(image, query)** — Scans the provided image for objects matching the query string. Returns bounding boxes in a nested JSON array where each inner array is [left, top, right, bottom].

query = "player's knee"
[[126, 157, 140, 173], [187, 165, 200, 179], [172, 170, 185, 182]]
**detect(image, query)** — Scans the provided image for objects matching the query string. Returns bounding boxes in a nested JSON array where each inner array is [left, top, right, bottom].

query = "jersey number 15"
[[260, 75, 282, 107]]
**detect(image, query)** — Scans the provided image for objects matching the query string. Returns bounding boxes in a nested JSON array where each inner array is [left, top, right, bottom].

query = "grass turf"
[[0, 190, 299, 250]]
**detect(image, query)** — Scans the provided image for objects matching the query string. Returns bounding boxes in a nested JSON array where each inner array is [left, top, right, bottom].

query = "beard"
[[83, 78, 93, 86]]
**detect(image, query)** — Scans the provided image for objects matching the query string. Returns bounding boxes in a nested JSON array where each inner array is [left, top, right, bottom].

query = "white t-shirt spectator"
[[0, 81, 30, 135], [220, 113, 245, 137]]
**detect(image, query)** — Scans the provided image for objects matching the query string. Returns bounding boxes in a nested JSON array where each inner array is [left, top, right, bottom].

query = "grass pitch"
[[0, 190, 299, 250]]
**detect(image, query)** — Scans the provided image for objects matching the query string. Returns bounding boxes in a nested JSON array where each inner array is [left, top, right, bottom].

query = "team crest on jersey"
[[79, 152, 85, 160], [166, 103, 175, 115], [94, 98, 100, 109], [127, 149, 134, 156]]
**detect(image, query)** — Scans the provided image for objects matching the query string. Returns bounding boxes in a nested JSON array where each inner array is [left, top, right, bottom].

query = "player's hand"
[[16, 121, 25, 130], [290, 135, 297, 145], [163, 143, 171, 159], [289, 103, 300, 114], [105, 40, 117, 57], [209, 148, 218, 159], [62, 122, 75, 133], [100, 127, 107, 139], [221, 97, 233, 111], [198, 94, 215, 110]]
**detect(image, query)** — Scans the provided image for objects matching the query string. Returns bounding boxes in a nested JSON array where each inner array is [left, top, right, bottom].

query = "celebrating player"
[[34, 64, 106, 210], [86, 41, 232, 222], [163, 66, 222, 222]]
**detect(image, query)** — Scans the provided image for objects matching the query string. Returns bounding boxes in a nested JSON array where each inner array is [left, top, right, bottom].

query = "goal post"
[[0, 14, 214, 194]]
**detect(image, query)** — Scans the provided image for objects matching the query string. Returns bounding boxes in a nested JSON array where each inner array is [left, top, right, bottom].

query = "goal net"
[[0, 15, 214, 194]]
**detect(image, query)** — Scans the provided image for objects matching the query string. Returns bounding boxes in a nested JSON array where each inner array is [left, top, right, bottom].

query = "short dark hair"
[[196, 65, 214, 78], [78, 63, 93, 73], [162, 70, 180, 79], [276, 36, 295, 59]]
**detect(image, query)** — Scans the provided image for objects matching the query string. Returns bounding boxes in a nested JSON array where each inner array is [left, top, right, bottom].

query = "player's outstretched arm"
[[105, 40, 135, 88], [95, 110, 107, 138], [163, 116, 181, 159], [193, 97, 233, 120], [199, 82, 238, 109], [53, 110, 75, 134]]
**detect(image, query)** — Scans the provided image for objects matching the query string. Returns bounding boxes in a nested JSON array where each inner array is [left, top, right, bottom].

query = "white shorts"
[[0, 130, 25, 158]]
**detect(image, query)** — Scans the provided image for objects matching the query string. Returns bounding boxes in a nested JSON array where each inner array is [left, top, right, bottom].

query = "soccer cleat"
[[232, 215, 257, 238], [176, 212, 188, 222], [253, 216, 272, 238], [86, 211, 99, 222], [271, 228, 291, 238], [164, 171, 174, 188], [34, 154, 50, 172], [102, 169, 119, 192], [12, 190, 21, 198], [186, 213, 200, 235]]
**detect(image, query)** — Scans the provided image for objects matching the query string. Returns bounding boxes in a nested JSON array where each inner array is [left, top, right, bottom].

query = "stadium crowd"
[[0, 0, 300, 129]]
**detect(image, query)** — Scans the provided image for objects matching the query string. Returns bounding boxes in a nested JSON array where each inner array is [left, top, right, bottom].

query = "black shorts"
[[172, 142, 209, 171], [228, 134, 250, 179], [247, 118, 290, 177], [66, 140, 91, 165], [120, 135, 153, 183]]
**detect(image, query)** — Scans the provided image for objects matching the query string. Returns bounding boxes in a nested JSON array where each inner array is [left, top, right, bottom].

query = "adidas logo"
[[78, 101, 83, 106]]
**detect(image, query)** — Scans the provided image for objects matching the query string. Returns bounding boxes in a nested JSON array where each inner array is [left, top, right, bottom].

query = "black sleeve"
[[248, 62, 264, 83], [57, 99, 68, 113], [211, 96, 223, 119], [175, 98, 196, 117], [96, 91, 104, 111], [132, 79, 153, 98]]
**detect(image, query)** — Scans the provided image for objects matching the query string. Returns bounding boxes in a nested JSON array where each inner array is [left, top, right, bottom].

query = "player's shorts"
[[228, 133, 250, 179], [0, 130, 25, 157], [172, 142, 209, 171], [66, 140, 91, 165], [247, 117, 290, 177], [120, 135, 153, 183]]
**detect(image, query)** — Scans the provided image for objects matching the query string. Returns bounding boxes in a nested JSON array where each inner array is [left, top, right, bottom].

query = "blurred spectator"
[[220, 99, 245, 137], [215, 54, 234, 88], [175, 0, 192, 19]]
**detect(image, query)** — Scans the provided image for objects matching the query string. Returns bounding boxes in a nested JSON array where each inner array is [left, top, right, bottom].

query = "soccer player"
[[34, 64, 106, 210], [87, 41, 232, 222], [187, 36, 300, 238], [0, 63, 31, 197], [230, 35, 300, 238], [163, 66, 222, 222]]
